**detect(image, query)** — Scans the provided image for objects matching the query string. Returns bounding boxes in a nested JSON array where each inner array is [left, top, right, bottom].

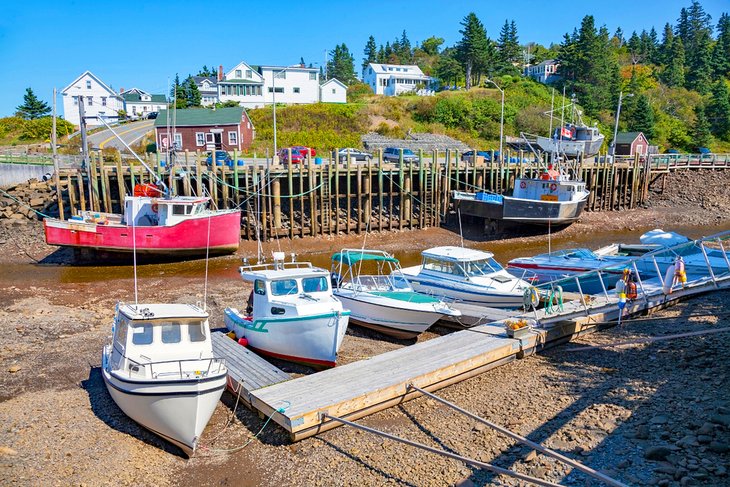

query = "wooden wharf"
[[45, 149, 726, 240]]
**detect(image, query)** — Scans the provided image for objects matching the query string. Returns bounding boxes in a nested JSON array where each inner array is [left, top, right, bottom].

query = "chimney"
[[120, 87, 124, 93], [218, 65, 223, 81]]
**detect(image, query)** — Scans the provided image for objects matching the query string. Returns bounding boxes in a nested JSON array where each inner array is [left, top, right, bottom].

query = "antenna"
[[132, 206, 139, 305], [457, 207, 464, 248]]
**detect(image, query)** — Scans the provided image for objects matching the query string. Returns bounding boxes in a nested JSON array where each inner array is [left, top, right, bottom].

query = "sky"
[[0, 0, 727, 118]]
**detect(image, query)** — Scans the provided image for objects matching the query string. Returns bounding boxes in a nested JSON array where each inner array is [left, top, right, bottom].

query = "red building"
[[153, 107, 255, 152], [614, 131, 650, 157]]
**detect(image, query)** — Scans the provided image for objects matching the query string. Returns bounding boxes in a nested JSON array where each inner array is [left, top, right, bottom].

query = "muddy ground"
[[0, 169, 729, 486]]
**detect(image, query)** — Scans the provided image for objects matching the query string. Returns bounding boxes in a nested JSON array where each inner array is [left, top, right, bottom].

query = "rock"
[[616, 459, 631, 469], [709, 414, 730, 427], [716, 465, 727, 477], [645, 446, 672, 461], [709, 441, 729, 453], [677, 434, 699, 447], [635, 425, 651, 440], [655, 464, 678, 476], [697, 422, 714, 435], [8, 365, 21, 373], [524, 450, 538, 463], [651, 415, 669, 425], [0, 446, 17, 456], [680, 476, 698, 486], [697, 435, 712, 444]]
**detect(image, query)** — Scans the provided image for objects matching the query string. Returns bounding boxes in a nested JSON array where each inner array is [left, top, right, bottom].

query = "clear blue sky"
[[1, 0, 727, 118]]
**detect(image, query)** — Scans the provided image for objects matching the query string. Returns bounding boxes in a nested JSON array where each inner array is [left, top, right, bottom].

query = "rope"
[[201, 401, 290, 454], [207, 171, 323, 199], [0, 188, 52, 219]]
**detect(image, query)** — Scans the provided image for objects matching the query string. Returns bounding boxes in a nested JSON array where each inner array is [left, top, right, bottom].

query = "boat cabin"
[[331, 249, 412, 293], [124, 196, 211, 226], [110, 303, 217, 380], [512, 178, 586, 202], [420, 246, 508, 279], [553, 124, 601, 142]]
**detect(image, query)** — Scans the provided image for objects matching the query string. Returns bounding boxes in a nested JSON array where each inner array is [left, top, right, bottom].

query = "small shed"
[[614, 131, 650, 157], [320, 78, 347, 103], [153, 107, 254, 152]]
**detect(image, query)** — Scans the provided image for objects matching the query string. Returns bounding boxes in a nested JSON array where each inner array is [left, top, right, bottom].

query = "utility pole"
[[52, 88, 64, 219], [610, 91, 633, 157], [78, 95, 93, 211]]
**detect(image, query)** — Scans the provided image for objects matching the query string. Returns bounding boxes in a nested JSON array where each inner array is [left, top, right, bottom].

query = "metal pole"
[[272, 72, 278, 163], [611, 92, 623, 157], [499, 87, 504, 164], [52, 87, 63, 220], [407, 385, 628, 487], [78, 95, 93, 210], [321, 414, 562, 487]]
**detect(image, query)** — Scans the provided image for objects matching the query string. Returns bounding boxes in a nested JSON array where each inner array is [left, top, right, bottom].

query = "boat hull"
[[224, 308, 349, 368], [101, 352, 226, 456], [44, 210, 241, 256], [334, 292, 445, 339], [405, 278, 525, 307], [456, 195, 588, 226]]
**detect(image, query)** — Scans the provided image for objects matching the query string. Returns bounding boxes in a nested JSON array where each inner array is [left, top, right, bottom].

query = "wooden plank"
[[77, 172, 86, 212], [115, 160, 125, 212], [211, 332, 291, 392], [66, 174, 77, 216]]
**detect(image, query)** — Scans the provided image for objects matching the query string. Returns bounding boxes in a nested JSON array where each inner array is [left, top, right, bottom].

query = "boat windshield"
[[302, 276, 329, 293], [123, 318, 208, 346], [353, 274, 412, 292], [463, 258, 504, 276], [557, 248, 598, 260], [271, 279, 299, 296]]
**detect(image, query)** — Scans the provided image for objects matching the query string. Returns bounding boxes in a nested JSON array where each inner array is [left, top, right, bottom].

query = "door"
[[214, 133, 222, 150]]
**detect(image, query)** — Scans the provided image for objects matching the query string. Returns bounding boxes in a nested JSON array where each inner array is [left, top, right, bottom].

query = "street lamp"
[[610, 91, 634, 157], [272, 64, 301, 163], [484, 78, 504, 162]]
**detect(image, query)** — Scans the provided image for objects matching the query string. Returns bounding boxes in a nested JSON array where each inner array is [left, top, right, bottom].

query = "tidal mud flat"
[[0, 169, 729, 486]]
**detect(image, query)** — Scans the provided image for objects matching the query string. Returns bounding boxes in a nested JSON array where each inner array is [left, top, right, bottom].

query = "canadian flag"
[[560, 127, 572, 138]]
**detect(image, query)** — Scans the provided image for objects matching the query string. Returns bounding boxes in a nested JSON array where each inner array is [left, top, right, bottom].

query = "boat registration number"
[[540, 194, 558, 202]]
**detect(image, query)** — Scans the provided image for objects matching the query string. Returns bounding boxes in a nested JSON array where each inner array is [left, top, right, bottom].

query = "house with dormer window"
[[217, 61, 266, 108], [121, 88, 167, 119], [362, 63, 435, 96], [61, 71, 124, 126], [193, 76, 219, 106]]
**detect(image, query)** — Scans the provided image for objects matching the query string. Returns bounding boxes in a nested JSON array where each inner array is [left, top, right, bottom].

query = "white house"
[[192, 76, 219, 106], [121, 88, 167, 119], [259, 65, 320, 105], [362, 63, 435, 96], [61, 71, 123, 126], [525, 59, 560, 84], [217, 62, 265, 108], [320, 79, 347, 103]]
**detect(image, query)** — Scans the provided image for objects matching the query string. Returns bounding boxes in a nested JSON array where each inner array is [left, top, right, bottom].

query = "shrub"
[[347, 82, 373, 102]]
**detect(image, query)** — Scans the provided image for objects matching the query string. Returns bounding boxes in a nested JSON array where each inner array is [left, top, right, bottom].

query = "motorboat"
[[44, 185, 241, 257], [536, 123, 605, 158], [399, 246, 533, 308], [224, 253, 349, 368], [331, 249, 461, 339], [101, 302, 227, 456], [453, 165, 590, 229]]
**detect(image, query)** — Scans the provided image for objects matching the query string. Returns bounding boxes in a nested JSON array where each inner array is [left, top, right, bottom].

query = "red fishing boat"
[[44, 185, 241, 256]]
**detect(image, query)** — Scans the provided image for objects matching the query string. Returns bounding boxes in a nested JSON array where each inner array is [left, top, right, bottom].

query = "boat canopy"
[[421, 246, 494, 262], [332, 251, 399, 266]]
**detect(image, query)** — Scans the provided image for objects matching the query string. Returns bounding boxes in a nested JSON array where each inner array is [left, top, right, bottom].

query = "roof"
[[421, 246, 494, 262], [119, 303, 208, 321], [61, 70, 119, 97], [241, 265, 329, 281], [193, 76, 218, 87], [258, 65, 318, 72], [153, 107, 244, 127], [321, 78, 347, 89], [332, 250, 399, 266], [615, 132, 646, 144], [367, 63, 427, 77], [122, 91, 167, 103]]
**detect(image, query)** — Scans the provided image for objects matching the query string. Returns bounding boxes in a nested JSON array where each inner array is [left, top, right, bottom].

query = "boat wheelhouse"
[[224, 253, 349, 368], [331, 249, 461, 339], [536, 123, 605, 158], [101, 303, 227, 456], [399, 246, 532, 308]]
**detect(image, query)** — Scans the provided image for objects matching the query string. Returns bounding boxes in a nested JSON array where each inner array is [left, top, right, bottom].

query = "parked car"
[[333, 148, 372, 163], [383, 147, 419, 163], [146, 112, 159, 120], [461, 150, 492, 162], [278, 148, 305, 164], [665, 149, 680, 154], [205, 150, 232, 166], [290, 146, 316, 158]]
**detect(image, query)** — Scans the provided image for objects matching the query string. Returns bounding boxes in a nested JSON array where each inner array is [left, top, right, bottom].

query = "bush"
[[347, 82, 373, 102]]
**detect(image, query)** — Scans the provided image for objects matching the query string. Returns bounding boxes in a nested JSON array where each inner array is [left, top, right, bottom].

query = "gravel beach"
[[0, 169, 728, 486]]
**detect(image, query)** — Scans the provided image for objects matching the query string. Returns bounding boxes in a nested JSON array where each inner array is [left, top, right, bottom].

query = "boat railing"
[[240, 261, 314, 273], [121, 355, 226, 380]]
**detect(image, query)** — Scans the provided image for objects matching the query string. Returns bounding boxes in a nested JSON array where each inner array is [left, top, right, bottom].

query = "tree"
[[363, 35, 377, 71], [659, 23, 674, 66], [662, 37, 685, 87], [170, 74, 186, 109], [497, 19, 520, 67], [183, 76, 202, 108], [706, 81, 730, 140], [396, 30, 412, 63], [614, 27, 625, 47], [16, 88, 50, 120], [627, 31, 642, 63], [712, 13, 730, 79], [679, 0, 713, 93], [457, 12, 491, 89], [434, 51, 462, 87], [627, 94, 655, 139], [692, 105, 712, 148], [327, 43, 356, 85], [421, 36, 444, 56], [196, 65, 213, 77]]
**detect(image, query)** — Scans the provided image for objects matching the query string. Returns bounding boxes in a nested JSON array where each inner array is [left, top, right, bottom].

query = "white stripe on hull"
[[408, 281, 524, 307], [335, 294, 441, 336]]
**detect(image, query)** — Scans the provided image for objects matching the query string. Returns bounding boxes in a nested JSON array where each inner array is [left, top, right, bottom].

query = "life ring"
[[151, 203, 159, 213], [519, 181, 527, 189], [550, 183, 557, 192]]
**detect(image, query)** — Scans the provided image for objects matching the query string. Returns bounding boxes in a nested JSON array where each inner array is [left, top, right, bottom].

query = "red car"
[[278, 148, 305, 164], [291, 145, 316, 158]]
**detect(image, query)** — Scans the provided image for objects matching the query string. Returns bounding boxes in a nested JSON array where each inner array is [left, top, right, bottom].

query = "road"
[[87, 120, 154, 152]]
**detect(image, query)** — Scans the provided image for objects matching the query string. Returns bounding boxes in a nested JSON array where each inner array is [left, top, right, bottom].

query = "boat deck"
[[211, 331, 291, 398]]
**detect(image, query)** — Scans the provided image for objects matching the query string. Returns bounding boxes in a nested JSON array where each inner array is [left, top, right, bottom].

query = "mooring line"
[[322, 413, 562, 487]]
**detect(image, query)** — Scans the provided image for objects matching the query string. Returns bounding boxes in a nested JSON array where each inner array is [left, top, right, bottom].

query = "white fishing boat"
[[224, 253, 349, 368], [101, 303, 227, 456], [400, 246, 533, 308], [331, 249, 461, 339]]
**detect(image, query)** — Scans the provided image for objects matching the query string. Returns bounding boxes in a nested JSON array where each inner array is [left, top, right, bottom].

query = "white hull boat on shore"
[[102, 303, 227, 456], [332, 249, 461, 339]]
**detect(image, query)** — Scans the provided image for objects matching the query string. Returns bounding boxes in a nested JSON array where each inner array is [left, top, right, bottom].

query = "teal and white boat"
[[331, 249, 461, 339], [224, 253, 349, 368]]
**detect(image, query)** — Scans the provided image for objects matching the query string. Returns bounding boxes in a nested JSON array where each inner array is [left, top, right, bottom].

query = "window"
[[332, 89, 336, 94], [196, 132, 205, 146], [302, 276, 328, 293], [114, 318, 129, 347], [293, 87, 300, 94], [86, 80, 91, 89], [271, 279, 298, 296], [245, 69, 252, 78], [131, 323, 153, 345], [101, 97, 107, 106], [275, 71, 286, 79], [132, 106, 137, 115], [254, 279, 267, 295], [228, 131, 237, 145], [188, 321, 206, 342], [72, 96, 78, 106], [161, 322, 181, 343], [172, 205, 186, 215], [309, 72, 317, 80], [173, 133, 182, 148], [235, 69, 242, 78], [268, 87, 284, 93], [87, 96, 93, 106]]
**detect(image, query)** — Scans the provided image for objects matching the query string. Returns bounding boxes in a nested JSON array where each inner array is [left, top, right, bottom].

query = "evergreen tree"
[[680, 0, 713, 93], [383, 42, 393, 63], [628, 31, 642, 63], [456, 12, 491, 89], [706, 81, 730, 140], [627, 94, 655, 139], [712, 13, 730, 79], [170, 74, 186, 109], [363, 35, 377, 70], [183, 76, 202, 108], [497, 19, 520, 66], [421, 36, 444, 56], [376, 45, 385, 63], [397, 30, 412, 63], [327, 44, 356, 85], [614, 27, 624, 46], [197, 65, 213, 77], [15, 87, 50, 120], [662, 37, 686, 87], [648, 28, 659, 63], [434, 51, 461, 87], [692, 104, 712, 148], [659, 23, 674, 66]]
